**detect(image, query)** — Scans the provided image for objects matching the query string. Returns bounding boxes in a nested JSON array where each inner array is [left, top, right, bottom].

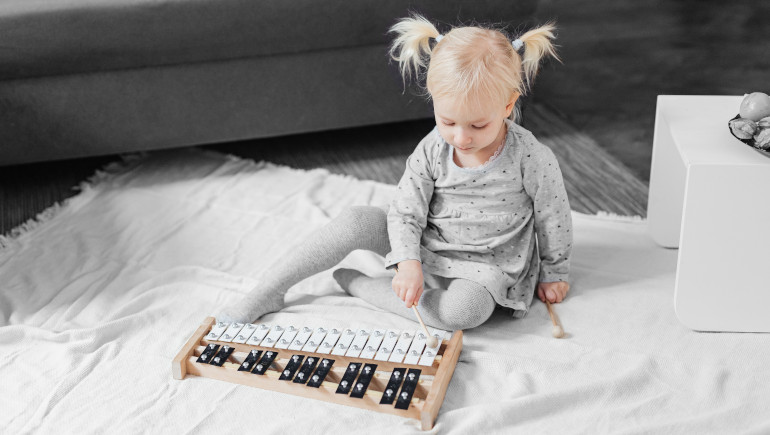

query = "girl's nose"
[[454, 129, 472, 146]]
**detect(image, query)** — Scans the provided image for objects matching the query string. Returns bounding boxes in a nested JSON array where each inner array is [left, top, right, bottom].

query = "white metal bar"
[[388, 331, 416, 363], [275, 325, 300, 349], [418, 329, 449, 366], [302, 327, 329, 353], [359, 328, 387, 360], [316, 328, 343, 355], [345, 329, 372, 358], [206, 321, 230, 341], [403, 330, 427, 365], [260, 325, 285, 348], [232, 323, 258, 344], [289, 326, 314, 350], [245, 324, 271, 346], [374, 330, 401, 361], [331, 328, 358, 356]]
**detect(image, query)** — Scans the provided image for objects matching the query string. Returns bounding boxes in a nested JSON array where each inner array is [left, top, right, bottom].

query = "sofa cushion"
[[0, 0, 536, 81]]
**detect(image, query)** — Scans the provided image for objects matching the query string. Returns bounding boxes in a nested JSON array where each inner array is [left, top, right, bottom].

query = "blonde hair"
[[389, 14, 560, 118]]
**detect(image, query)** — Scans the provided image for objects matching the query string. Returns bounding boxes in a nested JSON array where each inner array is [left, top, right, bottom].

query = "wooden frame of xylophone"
[[172, 317, 463, 430]]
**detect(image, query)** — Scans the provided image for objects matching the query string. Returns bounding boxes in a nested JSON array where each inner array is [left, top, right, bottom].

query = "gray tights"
[[217, 206, 496, 330]]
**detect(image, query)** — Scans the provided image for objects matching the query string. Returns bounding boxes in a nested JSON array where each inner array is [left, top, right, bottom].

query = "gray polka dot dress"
[[384, 119, 573, 318]]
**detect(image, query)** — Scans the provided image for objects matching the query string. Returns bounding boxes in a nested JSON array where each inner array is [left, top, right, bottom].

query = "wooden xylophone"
[[173, 317, 462, 430]]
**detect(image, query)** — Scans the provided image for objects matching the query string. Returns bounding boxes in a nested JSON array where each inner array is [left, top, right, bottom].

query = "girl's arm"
[[521, 138, 573, 285], [384, 134, 436, 269], [385, 134, 437, 307]]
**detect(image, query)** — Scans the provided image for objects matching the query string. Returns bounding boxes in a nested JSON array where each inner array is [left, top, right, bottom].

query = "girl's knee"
[[428, 280, 496, 330], [334, 206, 390, 254], [443, 283, 496, 330], [449, 302, 494, 330]]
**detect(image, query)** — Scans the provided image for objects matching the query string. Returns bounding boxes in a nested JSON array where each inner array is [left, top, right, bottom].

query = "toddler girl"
[[218, 14, 573, 331]]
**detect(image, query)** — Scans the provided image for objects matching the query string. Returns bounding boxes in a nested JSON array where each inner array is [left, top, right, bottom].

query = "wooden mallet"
[[545, 300, 565, 338], [412, 305, 439, 348], [395, 265, 439, 348]]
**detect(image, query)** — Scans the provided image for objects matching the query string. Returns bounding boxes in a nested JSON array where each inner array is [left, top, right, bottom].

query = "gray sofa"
[[0, 0, 536, 165]]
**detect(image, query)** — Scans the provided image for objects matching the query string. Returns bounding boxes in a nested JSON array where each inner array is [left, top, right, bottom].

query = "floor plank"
[[532, 0, 770, 183]]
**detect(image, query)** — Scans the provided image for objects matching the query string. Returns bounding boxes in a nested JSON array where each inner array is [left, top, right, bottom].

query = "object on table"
[[728, 115, 770, 155], [729, 117, 757, 139], [728, 92, 770, 155], [739, 92, 770, 121], [755, 128, 770, 150]]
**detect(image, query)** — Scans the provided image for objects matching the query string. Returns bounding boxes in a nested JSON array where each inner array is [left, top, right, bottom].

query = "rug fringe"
[[0, 153, 147, 251], [590, 210, 646, 222], [0, 203, 64, 250], [196, 148, 352, 181], [74, 152, 147, 193]]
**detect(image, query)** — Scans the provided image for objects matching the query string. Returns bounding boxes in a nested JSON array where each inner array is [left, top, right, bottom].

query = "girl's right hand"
[[392, 260, 424, 307]]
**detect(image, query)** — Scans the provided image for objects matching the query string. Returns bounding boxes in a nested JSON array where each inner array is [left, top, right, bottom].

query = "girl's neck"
[[453, 121, 507, 169]]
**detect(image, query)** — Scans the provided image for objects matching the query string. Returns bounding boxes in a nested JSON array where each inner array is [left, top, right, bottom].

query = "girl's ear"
[[505, 93, 520, 117]]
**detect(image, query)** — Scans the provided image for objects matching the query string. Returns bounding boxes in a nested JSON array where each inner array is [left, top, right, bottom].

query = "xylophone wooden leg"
[[420, 330, 463, 430], [172, 317, 216, 380]]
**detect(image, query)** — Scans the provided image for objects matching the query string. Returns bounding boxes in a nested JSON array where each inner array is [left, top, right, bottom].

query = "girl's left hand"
[[537, 281, 570, 303]]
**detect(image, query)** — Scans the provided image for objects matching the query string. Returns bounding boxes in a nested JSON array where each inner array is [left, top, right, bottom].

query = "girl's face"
[[433, 94, 518, 157]]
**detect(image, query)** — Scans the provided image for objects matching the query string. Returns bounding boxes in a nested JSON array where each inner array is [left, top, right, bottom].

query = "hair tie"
[[512, 38, 524, 51], [435, 34, 444, 42]]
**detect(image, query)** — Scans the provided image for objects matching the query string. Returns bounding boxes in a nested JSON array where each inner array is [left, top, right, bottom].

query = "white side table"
[[648, 95, 770, 332]]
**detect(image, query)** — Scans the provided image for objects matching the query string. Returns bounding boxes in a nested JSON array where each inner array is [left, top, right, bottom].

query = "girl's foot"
[[215, 289, 284, 324], [332, 268, 370, 295]]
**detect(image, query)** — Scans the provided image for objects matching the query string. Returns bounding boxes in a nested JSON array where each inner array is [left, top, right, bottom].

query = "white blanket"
[[2, 149, 769, 434]]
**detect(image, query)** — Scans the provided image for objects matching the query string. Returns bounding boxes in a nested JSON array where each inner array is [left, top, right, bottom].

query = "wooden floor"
[[0, 101, 647, 237], [205, 101, 648, 217], [532, 0, 770, 182]]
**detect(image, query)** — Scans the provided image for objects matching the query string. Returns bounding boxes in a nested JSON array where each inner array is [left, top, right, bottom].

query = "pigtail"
[[517, 22, 560, 88], [388, 14, 441, 86]]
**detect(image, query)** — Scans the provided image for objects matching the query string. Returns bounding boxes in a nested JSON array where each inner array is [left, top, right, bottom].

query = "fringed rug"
[[2, 149, 768, 434]]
